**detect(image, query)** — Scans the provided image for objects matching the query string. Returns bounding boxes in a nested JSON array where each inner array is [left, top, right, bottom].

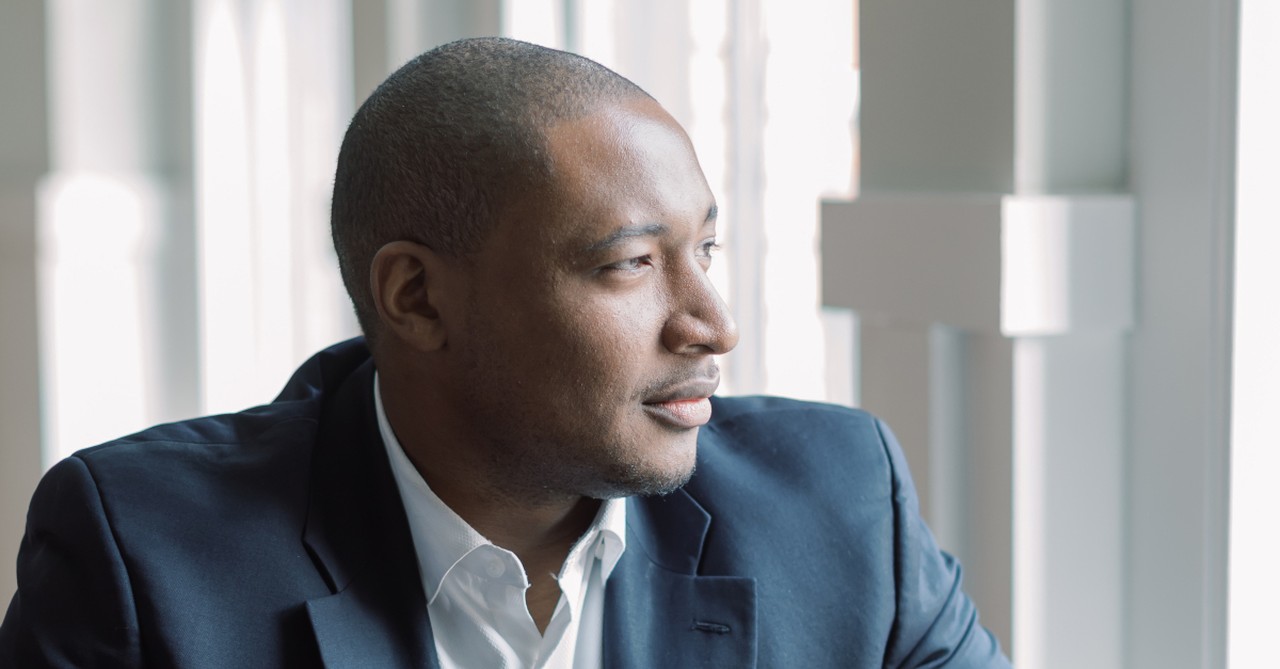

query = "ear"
[[369, 241, 458, 352]]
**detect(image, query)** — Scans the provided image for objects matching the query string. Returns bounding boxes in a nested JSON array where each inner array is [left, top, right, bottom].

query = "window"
[[1227, 1, 1280, 665]]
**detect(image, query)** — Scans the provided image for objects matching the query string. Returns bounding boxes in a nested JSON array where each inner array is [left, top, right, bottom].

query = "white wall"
[[1127, 0, 1237, 666]]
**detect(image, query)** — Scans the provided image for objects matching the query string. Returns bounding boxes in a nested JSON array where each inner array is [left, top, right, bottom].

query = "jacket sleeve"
[[0, 455, 143, 667], [875, 419, 1012, 669]]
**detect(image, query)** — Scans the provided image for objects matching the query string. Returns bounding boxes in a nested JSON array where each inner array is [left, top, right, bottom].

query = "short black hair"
[[330, 37, 651, 341]]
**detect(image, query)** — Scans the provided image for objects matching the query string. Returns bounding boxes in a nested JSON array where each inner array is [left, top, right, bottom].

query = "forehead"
[[513, 99, 715, 249]]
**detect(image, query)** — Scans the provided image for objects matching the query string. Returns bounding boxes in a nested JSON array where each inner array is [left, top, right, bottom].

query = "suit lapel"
[[605, 489, 758, 669], [300, 360, 439, 669]]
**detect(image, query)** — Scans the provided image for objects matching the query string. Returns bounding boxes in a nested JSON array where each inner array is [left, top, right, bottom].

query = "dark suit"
[[0, 338, 1010, 667]]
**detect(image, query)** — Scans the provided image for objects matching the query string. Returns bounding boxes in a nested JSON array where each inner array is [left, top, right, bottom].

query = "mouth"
[[642, 376, 720, 430]]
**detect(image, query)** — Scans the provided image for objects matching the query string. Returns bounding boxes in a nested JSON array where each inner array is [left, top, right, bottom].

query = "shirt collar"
[[373, 373, 626, 602], [588, 495, 626, 580]]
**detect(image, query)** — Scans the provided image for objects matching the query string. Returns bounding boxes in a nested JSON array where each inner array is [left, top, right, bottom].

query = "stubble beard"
[[457, 301, 698, 505], [466, 410, 698, 505], [457, 369, 699, 503]]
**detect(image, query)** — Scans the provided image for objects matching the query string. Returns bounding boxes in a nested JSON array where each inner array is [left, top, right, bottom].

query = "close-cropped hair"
[[330, 36, 651, 340]]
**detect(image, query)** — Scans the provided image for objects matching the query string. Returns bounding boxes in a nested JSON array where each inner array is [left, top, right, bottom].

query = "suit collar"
[[623, 488, 710, 574], [300, 354, 440, 669], [605, 448, 758, 668]]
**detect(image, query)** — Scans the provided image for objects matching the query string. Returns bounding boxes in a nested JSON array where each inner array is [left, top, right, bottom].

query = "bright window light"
[[38, 174, 156, 464], [503, 0, 563, 49], [1227, 1, 1280, 667], [760, 0, 855, 400], [195, 0, 256, 414]]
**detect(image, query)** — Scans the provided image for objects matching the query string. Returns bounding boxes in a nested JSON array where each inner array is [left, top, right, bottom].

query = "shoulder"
[[703, 396, 894, 466], [71, 337, 371, 474], [62, 402, 321, 524], [72, 399, 319, 479], [706, 395, 884, 439], [55, 338, 373, 529], [686, 397, 1012, 666], [38, 396, 327, 575], [5, 341, 374, 667], [695, 395, 900, 504]]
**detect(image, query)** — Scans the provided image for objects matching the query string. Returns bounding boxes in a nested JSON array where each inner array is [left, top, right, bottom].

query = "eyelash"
[[608, 256, 653, 272], [604, 240, 721, 273]]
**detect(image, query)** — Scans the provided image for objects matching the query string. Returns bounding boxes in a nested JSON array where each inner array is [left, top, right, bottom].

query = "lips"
[[642, 375, 720, 430], [644, 397, 713, 429]]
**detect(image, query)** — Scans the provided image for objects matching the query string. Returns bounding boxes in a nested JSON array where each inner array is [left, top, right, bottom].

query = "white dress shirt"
[[375, 376, 627, 669]]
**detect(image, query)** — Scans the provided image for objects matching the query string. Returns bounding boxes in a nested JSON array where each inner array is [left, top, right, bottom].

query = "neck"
[[378, 361, 608, 633], [422, 463, 601, 636], [378, 367, 601, 563], [427, 473, 602, 560]]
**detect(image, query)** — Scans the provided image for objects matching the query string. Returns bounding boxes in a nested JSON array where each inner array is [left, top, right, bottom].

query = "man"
[[0, 38, 1010, 668]]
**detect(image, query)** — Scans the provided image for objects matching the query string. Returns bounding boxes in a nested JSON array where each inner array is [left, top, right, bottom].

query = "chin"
[[596, 464, 695, 499], [594, 435, 698, 499]]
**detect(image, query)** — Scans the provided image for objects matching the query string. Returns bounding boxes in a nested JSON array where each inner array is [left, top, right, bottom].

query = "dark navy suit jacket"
[[0, 339, 1010, 667]]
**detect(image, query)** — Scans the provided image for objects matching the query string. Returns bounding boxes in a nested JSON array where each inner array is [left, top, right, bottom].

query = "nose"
[[661, 267, 740, 355]]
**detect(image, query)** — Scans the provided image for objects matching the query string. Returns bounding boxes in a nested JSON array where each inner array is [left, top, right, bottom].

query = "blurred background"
[[0, 1, 1275, 668]]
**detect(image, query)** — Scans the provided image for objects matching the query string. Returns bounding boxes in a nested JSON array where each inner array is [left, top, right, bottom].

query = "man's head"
[[331, 37, 651, 341], [332, 38, 738, 501]]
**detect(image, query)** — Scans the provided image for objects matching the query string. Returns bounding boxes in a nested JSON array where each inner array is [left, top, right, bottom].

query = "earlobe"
[[370, 241, 450, 352]]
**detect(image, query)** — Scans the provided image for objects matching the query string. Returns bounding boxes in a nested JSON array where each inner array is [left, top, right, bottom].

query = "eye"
[[602, 255, 653, 273], [696, 239, 722, 266]]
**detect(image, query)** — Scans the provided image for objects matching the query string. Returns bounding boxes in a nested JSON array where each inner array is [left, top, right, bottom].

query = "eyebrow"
[[584, 223, 669, 254], [583, 205, 718, 255]]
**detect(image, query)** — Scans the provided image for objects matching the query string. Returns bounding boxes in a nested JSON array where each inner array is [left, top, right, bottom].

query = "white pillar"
[[1127, 0, 1237, 666], [0, 0, 49, 606], [822, 3, 1132, 666]]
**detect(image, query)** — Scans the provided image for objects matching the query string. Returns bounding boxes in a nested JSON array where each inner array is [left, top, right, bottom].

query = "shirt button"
[[484, 554, 505, 578]]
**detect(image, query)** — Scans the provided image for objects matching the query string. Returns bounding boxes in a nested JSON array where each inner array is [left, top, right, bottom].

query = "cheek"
[[575, 293, 661, 349], [537, 295, 663, 388]]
